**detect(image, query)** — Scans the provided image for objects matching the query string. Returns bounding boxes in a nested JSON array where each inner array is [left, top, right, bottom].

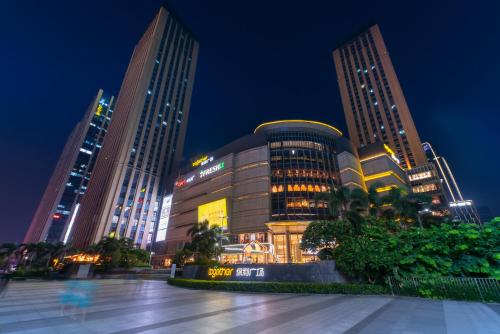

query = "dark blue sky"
[[1, 0, 499, 243]]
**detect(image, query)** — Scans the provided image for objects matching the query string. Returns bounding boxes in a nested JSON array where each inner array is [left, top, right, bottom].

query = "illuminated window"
[[307, 185, 314, 192], [293, 185, 300, 192], [408, 171, 432, 181], [272, 185, 278, 193], [300, 184, 307, 191], [278, 185, 284, 192], [287, 185, 292, 192], [413, 184, 437, 193]]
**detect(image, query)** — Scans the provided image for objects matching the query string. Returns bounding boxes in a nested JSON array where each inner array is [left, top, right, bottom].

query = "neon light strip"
[[364, 170, 405, 184], [254, 120, 343, 136], [422, 142, 456, 202], [63, 203, 80, 244]]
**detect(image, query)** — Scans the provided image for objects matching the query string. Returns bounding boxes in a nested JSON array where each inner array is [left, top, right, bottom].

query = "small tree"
[[185, 220, 225, 261], [300, 220, 353, 253]]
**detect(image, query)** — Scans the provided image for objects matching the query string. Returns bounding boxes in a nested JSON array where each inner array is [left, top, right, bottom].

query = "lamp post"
[[217, 215, 228, 261], [149, 251, 155, 267]]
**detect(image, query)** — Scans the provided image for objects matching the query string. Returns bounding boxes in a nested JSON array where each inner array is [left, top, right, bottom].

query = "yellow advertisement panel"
[[198, 198, 227, 228]]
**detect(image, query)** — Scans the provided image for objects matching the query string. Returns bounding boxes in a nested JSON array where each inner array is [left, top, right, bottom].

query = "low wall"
[[182, 261, 347, 283]]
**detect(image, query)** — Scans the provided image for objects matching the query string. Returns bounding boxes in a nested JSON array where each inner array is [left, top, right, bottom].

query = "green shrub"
[[184, 258, 220, 267], [388, 276, 500, 302], [167, 278, 388, 295]]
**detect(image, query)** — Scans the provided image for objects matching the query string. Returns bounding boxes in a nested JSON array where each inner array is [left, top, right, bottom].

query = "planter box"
[[182, 261, 347, 283]]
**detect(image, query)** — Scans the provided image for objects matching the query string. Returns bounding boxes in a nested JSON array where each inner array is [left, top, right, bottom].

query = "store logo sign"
[[236, 267, 265, 278], [208, 267, 234, 278], [192, 155, 214, 167], [200, 162, 225, 178], [175, 175, 195, 188]]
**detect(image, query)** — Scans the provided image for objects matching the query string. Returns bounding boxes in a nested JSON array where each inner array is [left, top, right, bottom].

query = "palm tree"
[[367, 182, 384, 217], [186, 221, 226, 260], [315, 186, 369, 234], [380, 188, 431, 228]]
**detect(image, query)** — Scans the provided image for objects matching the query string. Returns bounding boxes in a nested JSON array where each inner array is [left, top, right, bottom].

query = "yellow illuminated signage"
[[64, 253, 100, 263], [192, 155, 214, 167], [198, 198, 227, 228], [96, 104, 103, 116], [208, 267, 234, 279]]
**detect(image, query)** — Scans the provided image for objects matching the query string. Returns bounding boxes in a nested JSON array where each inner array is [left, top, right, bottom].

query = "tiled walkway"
[[0, 279, 498, 333]]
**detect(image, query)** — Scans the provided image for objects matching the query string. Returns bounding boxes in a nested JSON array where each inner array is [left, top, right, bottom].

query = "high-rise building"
[[70, 6, 199, 249], [332, 24, 426, 169], [24, 89, 114, 244]]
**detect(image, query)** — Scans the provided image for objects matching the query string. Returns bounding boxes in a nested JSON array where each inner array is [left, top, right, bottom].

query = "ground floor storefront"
[[152, 221, 318, 267]]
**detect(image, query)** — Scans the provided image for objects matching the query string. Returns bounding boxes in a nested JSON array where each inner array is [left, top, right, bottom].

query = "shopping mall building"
[[152, 120, 406, 266]]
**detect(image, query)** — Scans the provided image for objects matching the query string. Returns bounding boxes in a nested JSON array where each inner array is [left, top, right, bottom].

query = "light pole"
[[149, 251, 155, 267]]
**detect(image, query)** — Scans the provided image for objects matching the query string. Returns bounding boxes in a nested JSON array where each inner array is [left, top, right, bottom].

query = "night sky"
[[1, 1, 499, 243]]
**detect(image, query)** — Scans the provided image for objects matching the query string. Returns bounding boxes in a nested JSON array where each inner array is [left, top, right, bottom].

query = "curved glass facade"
[[258, 122, 346, 222]]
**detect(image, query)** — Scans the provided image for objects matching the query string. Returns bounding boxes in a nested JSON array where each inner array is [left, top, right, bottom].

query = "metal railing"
[[387, 276, 500, 303]]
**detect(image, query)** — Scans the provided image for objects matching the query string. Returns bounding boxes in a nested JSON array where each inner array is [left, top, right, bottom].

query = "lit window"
[[79, 148, 92, 155]]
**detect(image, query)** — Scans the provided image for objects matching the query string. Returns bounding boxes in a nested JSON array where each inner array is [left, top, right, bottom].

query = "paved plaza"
[[0, 279, 498, 333]]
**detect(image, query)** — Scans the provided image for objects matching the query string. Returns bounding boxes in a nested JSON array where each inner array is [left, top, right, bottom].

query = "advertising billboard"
[[155, 194, 173, 242], [198, 198, 227, 228]]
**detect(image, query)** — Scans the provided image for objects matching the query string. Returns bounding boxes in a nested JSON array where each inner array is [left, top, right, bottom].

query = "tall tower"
[[71, 6, 199, 249], [24, 89, 115, 244], [333, 24, 426, 169]]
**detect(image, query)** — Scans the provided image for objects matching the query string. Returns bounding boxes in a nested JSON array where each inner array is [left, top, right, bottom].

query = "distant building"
[[406, 163, 448, 215], [24, 89, 114, 244], [422, 142, 480, 223], [333, 24, 427, 169], [70, 5, 199, 249]]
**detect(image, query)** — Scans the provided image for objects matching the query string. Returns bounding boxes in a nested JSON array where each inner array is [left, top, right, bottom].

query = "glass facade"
[[107, 11, 198, 248], [46, 91, 114, 242], [267, 129, 342, 221]]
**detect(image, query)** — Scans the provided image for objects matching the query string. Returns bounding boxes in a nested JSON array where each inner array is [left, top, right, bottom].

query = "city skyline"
[[1, 0, 500, 243]]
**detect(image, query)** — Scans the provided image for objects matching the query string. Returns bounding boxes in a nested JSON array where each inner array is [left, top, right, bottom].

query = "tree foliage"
[[173, 220, 226, 266], [301, 218, 500, 283]]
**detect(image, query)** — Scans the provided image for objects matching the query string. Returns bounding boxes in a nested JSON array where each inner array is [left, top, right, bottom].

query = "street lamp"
[[149, 251, 155, 267]]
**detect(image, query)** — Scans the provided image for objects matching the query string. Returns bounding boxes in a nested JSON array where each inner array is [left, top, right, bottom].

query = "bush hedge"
[[388, 277, 500, 303], [167, 278, 388, 295]]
